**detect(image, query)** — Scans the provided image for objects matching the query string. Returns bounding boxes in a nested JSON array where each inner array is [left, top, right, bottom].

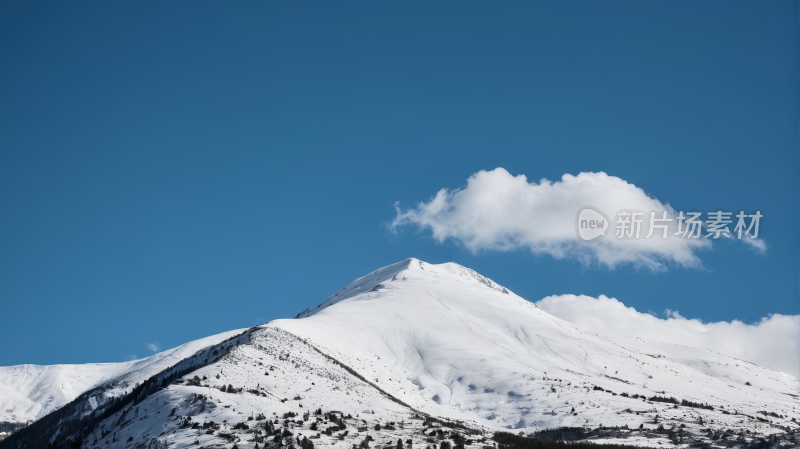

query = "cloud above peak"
[[391, 168, 713, 270]]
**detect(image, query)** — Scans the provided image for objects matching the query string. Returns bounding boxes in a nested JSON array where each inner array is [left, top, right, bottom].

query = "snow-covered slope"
[[2, 258, 799, 449], [277, 259, 799, 435], [0, 329, 245, 425], [0, 362, 132, 425]]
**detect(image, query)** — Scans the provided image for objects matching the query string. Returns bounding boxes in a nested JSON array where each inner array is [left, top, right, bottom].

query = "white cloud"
[[125, 354, 139, 361], [146, 343, 160, 353], [536, 294, 799, 377], [391, 168, 770, 270], [742, 236, 768, 254]]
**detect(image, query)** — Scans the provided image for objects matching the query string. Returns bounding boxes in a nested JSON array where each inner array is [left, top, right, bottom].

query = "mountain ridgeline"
[[1, 259, 798, 449]]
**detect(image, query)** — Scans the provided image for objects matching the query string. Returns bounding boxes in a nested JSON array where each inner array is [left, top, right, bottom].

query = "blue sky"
[[0, 1, 797, 366]]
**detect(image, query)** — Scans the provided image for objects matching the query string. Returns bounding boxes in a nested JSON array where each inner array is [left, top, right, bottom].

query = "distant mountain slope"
[[0, 362, 133, 426], [0, 329, 245, 425]]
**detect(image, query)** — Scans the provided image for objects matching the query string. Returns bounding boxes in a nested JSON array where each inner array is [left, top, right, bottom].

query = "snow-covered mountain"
[[1, 259, 798, 449], [281, 259, 799, 429], [0, 329, 245, 425]]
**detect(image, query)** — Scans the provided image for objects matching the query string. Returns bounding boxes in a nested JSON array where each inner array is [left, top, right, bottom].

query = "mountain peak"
[[295, 258, 515, 318]]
